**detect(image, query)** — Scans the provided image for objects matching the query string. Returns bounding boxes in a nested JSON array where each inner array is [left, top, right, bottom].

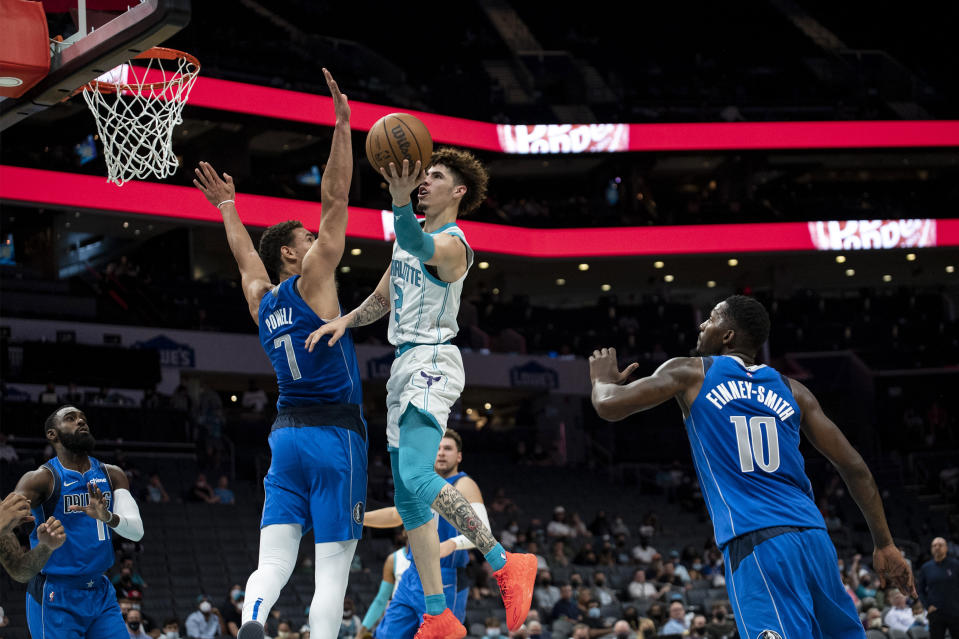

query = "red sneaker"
[[413, 609, 467, 639], [493, 552, 537, 631]]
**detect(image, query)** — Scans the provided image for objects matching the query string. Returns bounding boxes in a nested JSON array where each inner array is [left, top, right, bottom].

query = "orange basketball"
[[365, 113, 433, 175]]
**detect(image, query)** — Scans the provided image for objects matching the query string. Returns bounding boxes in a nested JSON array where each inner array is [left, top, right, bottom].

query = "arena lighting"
[[130, 68, 959, 152], [3, 166, 959, 258]]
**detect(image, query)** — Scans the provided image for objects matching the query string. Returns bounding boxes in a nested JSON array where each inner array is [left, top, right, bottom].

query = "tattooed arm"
[[431, 483, 498, 556], [305, 266, 391, 350], [0, 517, 66, 582]]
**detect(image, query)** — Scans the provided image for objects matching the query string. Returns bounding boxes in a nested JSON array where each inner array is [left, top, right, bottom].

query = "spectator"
[[583, 598, 612, 637], [146, 473, 171, 503], [613, 534, 631, 565], [610, 516, 630, 538], [185, 599, 222, 639], [489, 487, 518, 514], [589, 510, 613, 539], [161, 618, 183, 639], [114, 570, 144, 601], [222, 585, 244, 637], [656, 562, 683, 589], [611, 619, 634, 639], [912, 601, 929, 629], [855, 572, 878, 601], [550, 584, 580, 623], [884, 589, 915, 632], [62, 382, 84, 404], [549, 540, 570, 568], [573, 542, 598, 566], [570, 623, 589, 639], [501, 520, 520, 549], [687, 614, 707, 637], [484, 617, 507, 639], [917, 536, 959, 639], [125, 608, 150, 639], [568, 512, 589, 538], [863, 607, 886, 633], [645, 603, 666, 630], [667, 551, 691, 584], [704, 603, 735, 638], [0, 433, 18, 463], [621, 606, 641, 631], [534, 570, 561, 613], [526, 619, 544, 639], [338, 599, 360, 639], [527, 540, 548, 571], [190, 474, 219, 503], [632, 537, 658, 564], [547, 506, 572, 538], [241, 379, 268, 413], [214, 475, 235, 504], [111, 557, 148, 589], [590, 571, 616, 607], [171, 384, 192, 412], [626, 569, 658, 601], [39, 382, 59, 404], [658, 601, 687, 635]]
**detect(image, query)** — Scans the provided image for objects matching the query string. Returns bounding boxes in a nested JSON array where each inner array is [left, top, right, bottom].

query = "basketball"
[[365, 113, 433, 174]]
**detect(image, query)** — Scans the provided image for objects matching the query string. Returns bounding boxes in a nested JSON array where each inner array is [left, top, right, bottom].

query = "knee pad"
[[393, 405, 448, 529]]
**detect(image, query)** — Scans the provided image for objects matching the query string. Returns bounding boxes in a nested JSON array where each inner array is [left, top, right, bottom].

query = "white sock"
[[308, 539, 358, 638], [242, 523, 302, 625]]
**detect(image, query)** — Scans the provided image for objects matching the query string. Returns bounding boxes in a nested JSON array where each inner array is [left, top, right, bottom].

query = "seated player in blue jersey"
[[13, 405, 144, 639], [361, 430, 481, 639], [589, 295, 916, 639], [192, 68, 366, 639], [0, 491, 66, 581], [306, 152, 537, 639]]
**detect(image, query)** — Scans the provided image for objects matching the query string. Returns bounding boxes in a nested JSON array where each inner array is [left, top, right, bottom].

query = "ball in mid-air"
[[365, 113, 433, 174]]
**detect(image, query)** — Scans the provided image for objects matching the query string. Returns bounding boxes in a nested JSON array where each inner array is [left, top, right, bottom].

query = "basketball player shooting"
[[306, 154, 537, 639], [14, 406, 144, 639], [192, 68, 368, 639], [590, 295, 915, 639]]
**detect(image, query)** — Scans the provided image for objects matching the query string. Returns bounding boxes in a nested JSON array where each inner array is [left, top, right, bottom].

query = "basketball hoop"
[[79, 46, 199, 185]]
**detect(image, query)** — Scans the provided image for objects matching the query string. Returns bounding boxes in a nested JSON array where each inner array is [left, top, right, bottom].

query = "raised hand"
[[323, 67, 350, 123], [873, 544, 917, 598], [589, 347, 639, 385], [68, 482, 113, 524], [380, 159, 426, 206], [305, 315, 351, 351], [0, 492, 34, 534], [193, 161, 236, 207], [36, 517, 66, 550]]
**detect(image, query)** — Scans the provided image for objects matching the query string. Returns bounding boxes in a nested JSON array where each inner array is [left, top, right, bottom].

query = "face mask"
[[486, 628, 500, 636], [714, 611, 725, 621], [595, 579, 605, 587], [509, 525, 519, 533], [692, 563, 703, 571], [588, 608, 601, 618], [344, 609, 353, 618], [616, 634, 630, 639], [131, 603, 141, 611], [199, 601, 212, 613], [277, 632, 290, 639], [164, 632, 178, 639], [571, 579, 582, 587], [128, 621, 141, 632], [540, 578, 551, 585]]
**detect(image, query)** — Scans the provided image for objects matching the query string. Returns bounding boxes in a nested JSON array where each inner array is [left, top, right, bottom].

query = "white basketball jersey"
[[392, 546, 411, 595], [387, 223, 473, 346]]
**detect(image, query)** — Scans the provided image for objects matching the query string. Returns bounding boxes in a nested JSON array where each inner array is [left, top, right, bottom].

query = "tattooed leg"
[[431, 484, 497, 555]]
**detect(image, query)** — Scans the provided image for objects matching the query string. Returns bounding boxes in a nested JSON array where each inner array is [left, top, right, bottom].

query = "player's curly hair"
[[428, 147, 489, 215], [442, 428, 463, 452], [258, 220, 303, 281], [722, 295, 771, 353]]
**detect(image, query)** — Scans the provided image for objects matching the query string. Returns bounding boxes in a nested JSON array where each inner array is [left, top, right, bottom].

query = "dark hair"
[[722, 295, 770, 353], [428, 147, 489, 215], [258, 220, 303, 281], [44, 405, 73, 436], [163, 618, 180, 628], [442, 428, 463, 452]]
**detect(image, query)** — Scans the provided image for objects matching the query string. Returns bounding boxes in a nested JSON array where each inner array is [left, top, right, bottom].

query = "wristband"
[[217, 199, 235, 208]]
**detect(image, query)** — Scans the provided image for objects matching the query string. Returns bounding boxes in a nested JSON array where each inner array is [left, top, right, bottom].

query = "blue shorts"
[[26, 574, 127, 639], [262, 411, 368, 542], [723, 527, 864, 639], [374, 585, 469, 639]]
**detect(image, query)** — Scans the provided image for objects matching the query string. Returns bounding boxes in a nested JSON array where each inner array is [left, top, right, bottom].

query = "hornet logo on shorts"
[[757, 632, 783, 639], [420, 371, 442, 388], [353, 501, 364, 525]]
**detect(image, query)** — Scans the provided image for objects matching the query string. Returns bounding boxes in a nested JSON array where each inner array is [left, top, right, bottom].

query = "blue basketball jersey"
[[392, 472, 471, 610], [29, 456, 115, 578], [684, 356, 825, 547], [258, 275, 362, 409]]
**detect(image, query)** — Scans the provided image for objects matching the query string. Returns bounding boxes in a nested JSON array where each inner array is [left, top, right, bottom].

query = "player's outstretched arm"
[[357, 552, 397, 638], [305, 266, 391, 350], [791, 378, 917, 597], [363, 506, 404, 529], [381, 159, 469, 281], [590, 348, 700, 421], [193, 161, 272, 323], [300, 68, 352, 310], [0, 516, 65, 583]]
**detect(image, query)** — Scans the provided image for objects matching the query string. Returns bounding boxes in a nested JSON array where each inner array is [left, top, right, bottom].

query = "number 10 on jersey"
[[731, 415, 780, 473]]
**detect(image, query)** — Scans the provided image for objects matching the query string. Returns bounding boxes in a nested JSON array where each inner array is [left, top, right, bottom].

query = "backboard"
[[0, 0, 190, 132]]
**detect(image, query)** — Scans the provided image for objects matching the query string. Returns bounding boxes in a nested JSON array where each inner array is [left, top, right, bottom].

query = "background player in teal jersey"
[[192, 68, 366, 639], [14, 405, 144, 639], [361, 429, 481, 639], [589, 295, 915, 639], [307, 152, 537, 639]]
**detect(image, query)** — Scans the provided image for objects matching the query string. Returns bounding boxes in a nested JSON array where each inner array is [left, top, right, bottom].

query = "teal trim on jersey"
[[435, 285, 451, 345], [427, 222, 458, 235], [419, 260, 449, 288], [395, 341, 450, 358]]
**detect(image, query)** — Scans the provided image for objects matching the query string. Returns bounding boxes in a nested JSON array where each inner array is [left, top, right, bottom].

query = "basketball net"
[[80, 47, 200, 186]]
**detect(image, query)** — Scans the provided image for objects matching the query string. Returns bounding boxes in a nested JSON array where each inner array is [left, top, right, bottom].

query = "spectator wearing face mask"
[[687, 614, 707, 637], [125, 608, 150, 639], [583, 598, 613, 637], [185, 599, 222, 639], [161, 619, 183, 639], [611, 619, 635, 639], [590, 571, 616, 606], [337, 600, 361, 639], [485, 616, 507, 638], [527, 619, 545, 639], [222, 585, 244, 637], [705, 603, 735, 638], [534, 569, 561, 613]]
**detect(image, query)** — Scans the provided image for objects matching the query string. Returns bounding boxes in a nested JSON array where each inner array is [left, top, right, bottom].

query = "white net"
[[81, 49, 200, 186]]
